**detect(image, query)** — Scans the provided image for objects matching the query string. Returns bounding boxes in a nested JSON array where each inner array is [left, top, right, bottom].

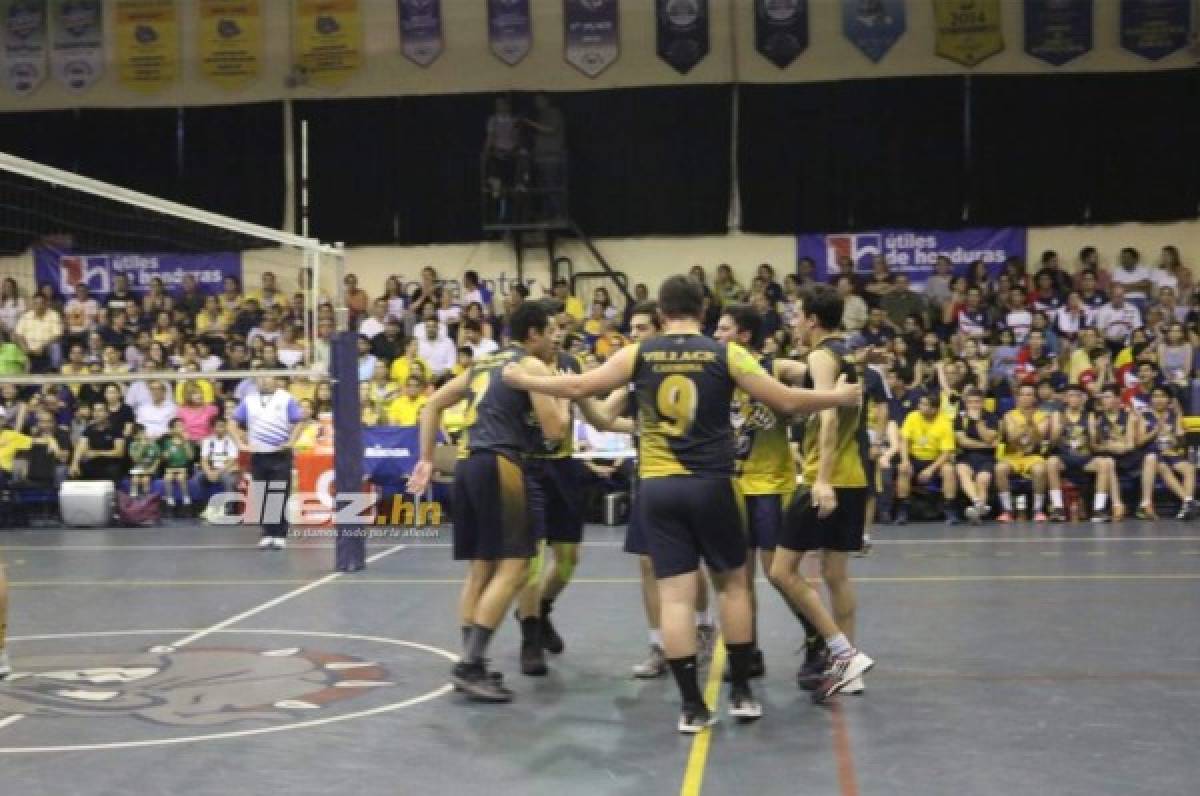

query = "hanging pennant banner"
[[487, 0, 532, 66], [656, 0, 708, 74], [197, 0, 261, 90], [1120, 0, 1190, 60], [933, 0, 1004, 67], [1024, 0, 1091, 66], [842, 0, 905, 63], [564, 0, 618, 77], [115, 0, 178, 94], [293, 0, 362, 86], [397, 0, 443, 67], [754, 0, 807, 68], [1, 0, 47, 95], [50, 0, 102, 91]]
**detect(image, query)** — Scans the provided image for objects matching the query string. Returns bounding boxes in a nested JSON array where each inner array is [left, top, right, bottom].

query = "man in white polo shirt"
[[135, 381, 177, 441], [232, 375, 303, 550], [1094, 284, 1142, 355]]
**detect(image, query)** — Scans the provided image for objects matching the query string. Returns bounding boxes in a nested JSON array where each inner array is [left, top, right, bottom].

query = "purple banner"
[[1120, 0, 1191, 60], [35, 248, 243, 298], [1025, 0, 1092, 66], [656, 0, 708, 74], [796, 227, 1027, 285], [397, 0, 443, 67], [564, 0, 618, 77], [488, 0, 532, 66], [842, 0, 905, 63], [755, 0, 807, 68]]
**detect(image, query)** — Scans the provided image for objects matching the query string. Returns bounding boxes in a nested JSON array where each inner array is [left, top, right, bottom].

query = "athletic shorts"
[[1056, 453, 1095, 483], [959, 453, 995, 475], [743, 492, 791, 551], [782, 486, 868, 553], [908, 457, 944, 492], [1001, 454, 1045, 478], [1159, 453, 1188, 468], [864, 458, 878, 497], [623, 477, 649, 555], [526, 457, 586, 544], [1116, 452, 1145, 477], [639, 476, 747, 579], [451, 451, 534, 561]]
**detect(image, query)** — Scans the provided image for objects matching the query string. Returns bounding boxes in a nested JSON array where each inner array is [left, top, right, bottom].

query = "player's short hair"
[[658, 275, 704, 320], [799, 283, 844, 332], [509, 301, 550, 343], [630, 300, 662, 329], [721, 303, 764, 349]]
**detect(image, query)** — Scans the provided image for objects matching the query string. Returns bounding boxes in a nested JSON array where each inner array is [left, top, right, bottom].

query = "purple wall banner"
[[1119, 0, 1190, 60], [487, 0, 532, 66], [755, 0, 807, 69], [842, 0, 905, 63], [1024, 0, 1092, 66], [796, 227, 1027, 285], [397, 0, 442, 67], [655, 0, 707, 74], [35, 248, 243, 297], [564, 0, 618, 77]]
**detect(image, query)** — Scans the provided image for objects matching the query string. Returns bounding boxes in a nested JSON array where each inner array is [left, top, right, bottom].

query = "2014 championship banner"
[[35, 248, 243, 297], [796, 227, 1027, 284]]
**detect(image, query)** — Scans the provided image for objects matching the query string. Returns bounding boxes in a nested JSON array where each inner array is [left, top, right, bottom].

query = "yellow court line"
[[680, 635, 726, 796]]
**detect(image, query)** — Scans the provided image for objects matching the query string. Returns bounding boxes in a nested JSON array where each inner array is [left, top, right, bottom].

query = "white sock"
[[1034, 494, 1045, 512], [648, 629, 662, 647], [695, 610, 713, 627], [1094, 492, 1107, 511], [1050, 489, 1064, 509], [999, 492, 1013, 512], [825, 633, 853, 658]]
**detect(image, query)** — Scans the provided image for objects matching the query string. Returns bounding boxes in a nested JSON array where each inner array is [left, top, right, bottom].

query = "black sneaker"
[[520, 641, 548, 677], [1048, 507, 1067, 522], [895, 505, 909, 526], [797, 645, 828, 692], [722, 647, 767, 682], [812, 651, 875, 705], [728, 684, 763, 722], [451, 660, 504, 691], [452, 661, 513, 703], [540, 613, 564, 655], [677, 701, 717, 734]]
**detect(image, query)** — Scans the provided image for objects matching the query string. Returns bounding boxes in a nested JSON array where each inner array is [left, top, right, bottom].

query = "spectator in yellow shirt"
[[995, 383, 1050, 522], [389, 338, 431, 386], [387, 376, 428, 426], [551, 279, 584, 322], [896, 393, 959, 524]]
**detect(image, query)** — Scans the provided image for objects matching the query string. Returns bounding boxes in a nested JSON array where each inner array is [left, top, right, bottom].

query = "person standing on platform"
[[231, 375, 303, 550]]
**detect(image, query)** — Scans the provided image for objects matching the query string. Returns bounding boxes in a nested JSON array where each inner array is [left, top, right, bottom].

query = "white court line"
[[0, 715, 25, 732], [167, 545, 406, 649]]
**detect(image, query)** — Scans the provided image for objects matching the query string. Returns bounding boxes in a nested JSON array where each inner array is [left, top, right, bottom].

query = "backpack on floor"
[[117, 492, 161, 527]]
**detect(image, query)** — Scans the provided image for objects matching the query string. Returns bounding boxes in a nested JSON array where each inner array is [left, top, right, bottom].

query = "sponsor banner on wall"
[[1024, 0, 1092, 66], [796, 227, 1027, 284], [564, 0, 618, 77], [2, 0, 47, 95], [114, 0, 178, 94], [35, 248, 243, 298], [397, 0, 443, 67], [842, 0, 906, 63], [293, 0, 362, 86], [754, 0, 807, 69], [362, 426, 419, 484], [1120, 0, 1190, 60], [487, 0, 532, 66], [656, 0, 708, 74], [932, 0, 1004, 67], [49, 0, 102, 91], [197, 0, 261, 90]]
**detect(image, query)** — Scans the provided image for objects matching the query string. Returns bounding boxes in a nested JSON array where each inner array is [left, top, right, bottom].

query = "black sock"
[[519, 616, 540, 645], [465, 624, 494, 665], [667, 655, 704, 706], [726, 641, 755, 690], [461, 625, 471, 653], [539, 598, 554, 618], [791, 609, 824, 652]]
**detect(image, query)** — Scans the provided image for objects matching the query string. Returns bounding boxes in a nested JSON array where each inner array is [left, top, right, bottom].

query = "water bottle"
[[1015, 493, 1027, 520]]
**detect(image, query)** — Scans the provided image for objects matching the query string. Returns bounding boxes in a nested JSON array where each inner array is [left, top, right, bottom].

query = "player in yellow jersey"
[[714, 303, 809, 681], [505, 276, 869, 730], [995, 383, 1050, 522]]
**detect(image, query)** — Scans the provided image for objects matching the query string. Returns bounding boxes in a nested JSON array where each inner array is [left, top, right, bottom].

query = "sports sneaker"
[[996, 511, 1013, 523], [841, 676, 865, 695], [452, 661, 514, 703], [257, 537, 273, 550], [1033, 511, 1048, 522], [540, 613, 564, 655], [853, 533, 872, 557], [728, 684, 763, 721], [796, 645, 828, 692], [964, 503, 982, 524], [632, 644, 667, 679], [1176, 499, 1198, 521], [1136, 505, 1156, 520], [272, 538, 287, 550], [520, 641, 548, 677], [895, 506, 909, 526], [1091, 511, 1110, 523], [696, 624, 717, 665], [1048, 507, 1067, 522], [812, 651, 875, 705], [0, 649, 11, 680], [677, 701, 717, 734]]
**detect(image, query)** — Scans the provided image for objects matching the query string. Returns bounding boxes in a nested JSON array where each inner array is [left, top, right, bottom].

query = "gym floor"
[[1, 521, 1198, 795]]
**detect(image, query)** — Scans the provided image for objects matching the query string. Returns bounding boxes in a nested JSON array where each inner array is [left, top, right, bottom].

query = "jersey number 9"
[[656, 374, 698, 437]]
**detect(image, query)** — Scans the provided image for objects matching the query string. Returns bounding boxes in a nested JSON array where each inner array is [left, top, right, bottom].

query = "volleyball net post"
[[330, 243, 367, 572]]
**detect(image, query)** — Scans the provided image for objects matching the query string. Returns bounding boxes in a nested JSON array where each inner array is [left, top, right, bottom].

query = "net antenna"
[[0, 150, 344, 387]]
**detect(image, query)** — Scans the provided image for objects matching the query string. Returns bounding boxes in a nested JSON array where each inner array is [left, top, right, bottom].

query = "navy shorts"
[[623, 479, 649, 555], [1116, 452, 1146, 477], [639, 476, 748, 579], [526, 457, 586, 544], [451, 451, 534, 561], [909, 457, 944, 492], [1055, 453, 1097, 483], [959, 453, 995, 476], [782, 486, 868, 553], [1160, 453, 1188, 468], [744, 493, 789, 551]]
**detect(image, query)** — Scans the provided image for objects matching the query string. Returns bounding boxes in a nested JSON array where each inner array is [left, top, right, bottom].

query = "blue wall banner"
[[397, 0, 442, 67], [655, 0, 707, 74], [1024, 0, 1092, 66], [1119, 0, 1190, 60], [488, 0, 532, 66], [35, 248, 243, 297], [754, 0, 807, 69], [362, 426, 419, 484], [564, 0, 618, 77], [842, 0, 905, 63], [796, 227, 1027, 284]]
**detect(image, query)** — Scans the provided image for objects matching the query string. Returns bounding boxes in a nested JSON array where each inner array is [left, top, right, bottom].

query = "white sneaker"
[[257, 538, 273, 550], [813, 651, 875, 704], [272, 538, 287, 550], [0, 649, 11, 679], [677, 703, 717, 734], [841, 675, 865, 695], [728, 685, 764, 721]]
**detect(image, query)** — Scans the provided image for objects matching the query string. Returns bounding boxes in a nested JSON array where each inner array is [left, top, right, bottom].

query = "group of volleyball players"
[[409, 276, 874, 732]]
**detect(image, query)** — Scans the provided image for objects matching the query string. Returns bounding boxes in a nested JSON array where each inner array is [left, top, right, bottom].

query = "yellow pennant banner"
[[197, 0, 262, 90], [932, 0, 1004, 67], [115, 0, 179, 94], [292, 0, 362, 87]]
